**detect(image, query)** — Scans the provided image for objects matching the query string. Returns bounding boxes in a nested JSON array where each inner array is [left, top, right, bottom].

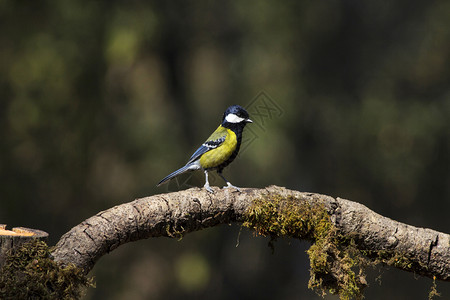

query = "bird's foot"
[[204, 183, 214, 193], [223, 182, 241, 192]]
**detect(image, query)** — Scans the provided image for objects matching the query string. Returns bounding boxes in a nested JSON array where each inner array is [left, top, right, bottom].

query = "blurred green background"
[[1, 0, 449, 299]]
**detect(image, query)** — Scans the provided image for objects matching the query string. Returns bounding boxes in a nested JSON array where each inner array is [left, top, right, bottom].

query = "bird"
[[157, 105, 253, 193]]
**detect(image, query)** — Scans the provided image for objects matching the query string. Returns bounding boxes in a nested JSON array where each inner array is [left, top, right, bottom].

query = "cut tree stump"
[[0, 224, 49, 267]]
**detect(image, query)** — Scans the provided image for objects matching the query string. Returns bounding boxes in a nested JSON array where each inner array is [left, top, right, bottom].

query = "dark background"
[[1, 1, 449, 299]]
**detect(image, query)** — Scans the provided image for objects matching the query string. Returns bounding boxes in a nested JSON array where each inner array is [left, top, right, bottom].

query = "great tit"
[[157, 105, 252, 193]]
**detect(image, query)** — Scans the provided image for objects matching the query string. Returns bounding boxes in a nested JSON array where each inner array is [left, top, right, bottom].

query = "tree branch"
[[52, 186, 450, 284]]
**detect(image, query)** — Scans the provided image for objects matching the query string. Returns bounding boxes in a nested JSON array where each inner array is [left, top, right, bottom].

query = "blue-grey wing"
[[187, 134, 226, 164]]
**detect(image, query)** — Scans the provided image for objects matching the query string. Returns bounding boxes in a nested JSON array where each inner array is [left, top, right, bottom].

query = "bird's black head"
[[221, 105, 252, 127]]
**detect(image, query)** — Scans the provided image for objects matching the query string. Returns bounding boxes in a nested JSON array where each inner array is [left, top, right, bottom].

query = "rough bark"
[[52, 186, 450, 281]]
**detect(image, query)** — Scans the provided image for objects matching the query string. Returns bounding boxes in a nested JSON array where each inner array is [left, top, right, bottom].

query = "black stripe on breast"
[[215, 126, 244, 172]]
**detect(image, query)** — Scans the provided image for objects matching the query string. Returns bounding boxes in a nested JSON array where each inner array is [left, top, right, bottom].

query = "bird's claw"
[[204, 183, 214, 193], [223, 182, 241, 192]]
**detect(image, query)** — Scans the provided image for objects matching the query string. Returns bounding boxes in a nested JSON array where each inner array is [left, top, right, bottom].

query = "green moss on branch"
[[0, 240, 94, 300], [242, 195, 367, 300]]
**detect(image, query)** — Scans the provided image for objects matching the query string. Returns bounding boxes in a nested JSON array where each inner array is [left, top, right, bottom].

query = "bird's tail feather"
[[157, 164, 195, 186]]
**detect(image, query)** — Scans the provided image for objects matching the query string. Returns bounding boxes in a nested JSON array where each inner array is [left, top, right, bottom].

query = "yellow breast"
[[199, 129, 237, 169]]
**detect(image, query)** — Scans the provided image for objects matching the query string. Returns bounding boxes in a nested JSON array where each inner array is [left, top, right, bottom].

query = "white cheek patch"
[[225, 113, 245, 123]]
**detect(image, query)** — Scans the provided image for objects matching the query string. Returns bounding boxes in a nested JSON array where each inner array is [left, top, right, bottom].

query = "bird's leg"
[[203, 170, 214, 193], [217, 171, 241, 192]]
